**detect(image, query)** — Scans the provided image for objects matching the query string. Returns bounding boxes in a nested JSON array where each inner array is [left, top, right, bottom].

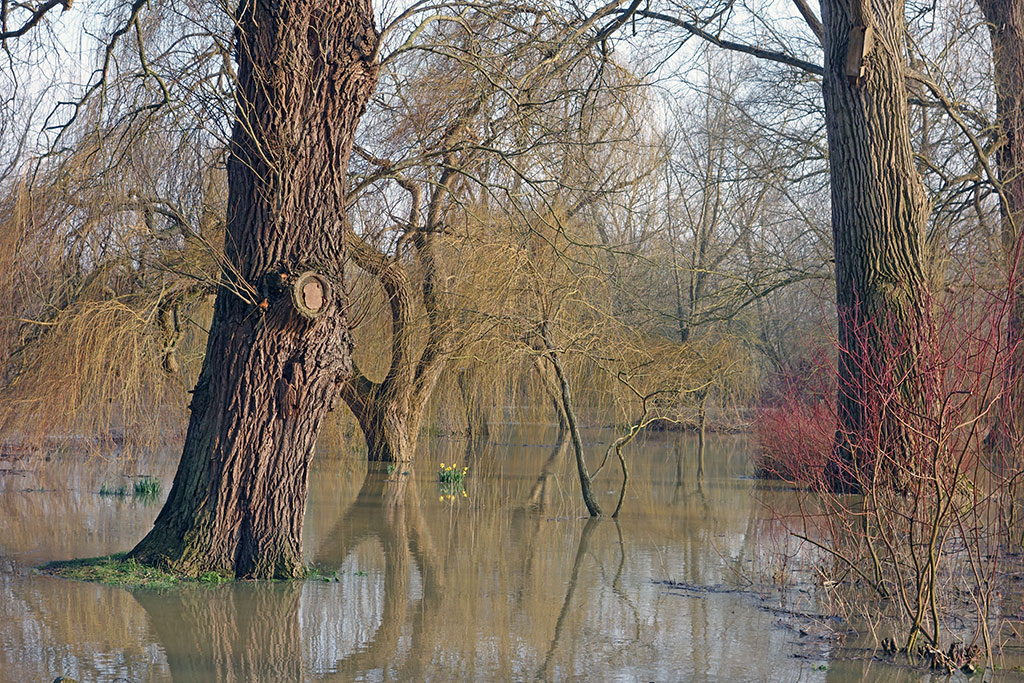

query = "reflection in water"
[[537, 516, 599, 680], [310, 465, 445, 679], [133, 584, 304, 682], [0, 430, 918, 681], [0, 572, 170, 682]]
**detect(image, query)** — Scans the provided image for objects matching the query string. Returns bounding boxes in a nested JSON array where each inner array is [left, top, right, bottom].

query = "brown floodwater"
[[0, 428, 989, 681]]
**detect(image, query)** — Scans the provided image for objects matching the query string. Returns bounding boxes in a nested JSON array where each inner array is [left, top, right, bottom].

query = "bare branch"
[[623, 8, 823, 76], [0, 0, 63, 42], [790, 0, 823, 44]]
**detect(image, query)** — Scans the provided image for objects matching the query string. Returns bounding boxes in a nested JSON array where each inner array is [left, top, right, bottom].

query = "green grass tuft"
[[97, 477, 161, 503], [132, 476, 161, 503], [43, 556, 338, 588], [98, 482, 128, 497], [198, 570, 232, 585], [307, 566, 340, 582]]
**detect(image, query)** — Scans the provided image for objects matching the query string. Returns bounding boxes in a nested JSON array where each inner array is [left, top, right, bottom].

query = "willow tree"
[[129, 0, 380, 578], [338, 0, 654, 463], [612, 2, 930, 487], [341, 110, 474, 464]]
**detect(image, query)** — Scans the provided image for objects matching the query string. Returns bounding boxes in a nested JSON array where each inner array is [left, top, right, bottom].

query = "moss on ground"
[[39, 555, 315, 587], [40, 554, 186, 589]]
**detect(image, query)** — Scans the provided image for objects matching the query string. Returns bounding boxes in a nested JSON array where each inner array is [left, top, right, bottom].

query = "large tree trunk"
[[980, 0, 1024, 452], [130, 0, 380, 578], [820, 0, 931, 490]]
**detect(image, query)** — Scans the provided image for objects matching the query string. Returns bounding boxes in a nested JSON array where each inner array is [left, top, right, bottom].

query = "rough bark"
[[130, 0, 379, 578], [342, 372, 418, 464], [979, 0, 1024, 452], [820, 0, 931, 490]]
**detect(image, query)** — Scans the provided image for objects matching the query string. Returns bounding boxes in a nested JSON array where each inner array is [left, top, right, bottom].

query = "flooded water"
[[0, 427, 970, 681]]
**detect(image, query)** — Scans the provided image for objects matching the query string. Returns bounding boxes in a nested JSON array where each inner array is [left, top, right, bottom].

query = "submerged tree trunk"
[[339, 319, 445, 464], [131, 0, 380, 578], [820, 0, 931, 491], [540, 322, 603, 517], [339, 108, 480, 464], [342, 232, 419, 464], [980, 0, 1024, 452], [696, 388, 708, 481], [340, 173, 454, 463], [343, 379, 418, 464]]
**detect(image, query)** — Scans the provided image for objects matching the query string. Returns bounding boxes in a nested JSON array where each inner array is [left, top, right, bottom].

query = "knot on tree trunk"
[[262, 270, 333, 320], [290, 271, 330, 319]]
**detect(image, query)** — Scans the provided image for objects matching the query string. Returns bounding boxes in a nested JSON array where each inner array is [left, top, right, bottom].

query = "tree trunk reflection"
[[133, 583, 304, 682], [313, 464, 442, 679]]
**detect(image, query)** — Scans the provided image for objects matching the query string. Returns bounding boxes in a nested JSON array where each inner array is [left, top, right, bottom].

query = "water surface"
[[0, 429, 929, 681]]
